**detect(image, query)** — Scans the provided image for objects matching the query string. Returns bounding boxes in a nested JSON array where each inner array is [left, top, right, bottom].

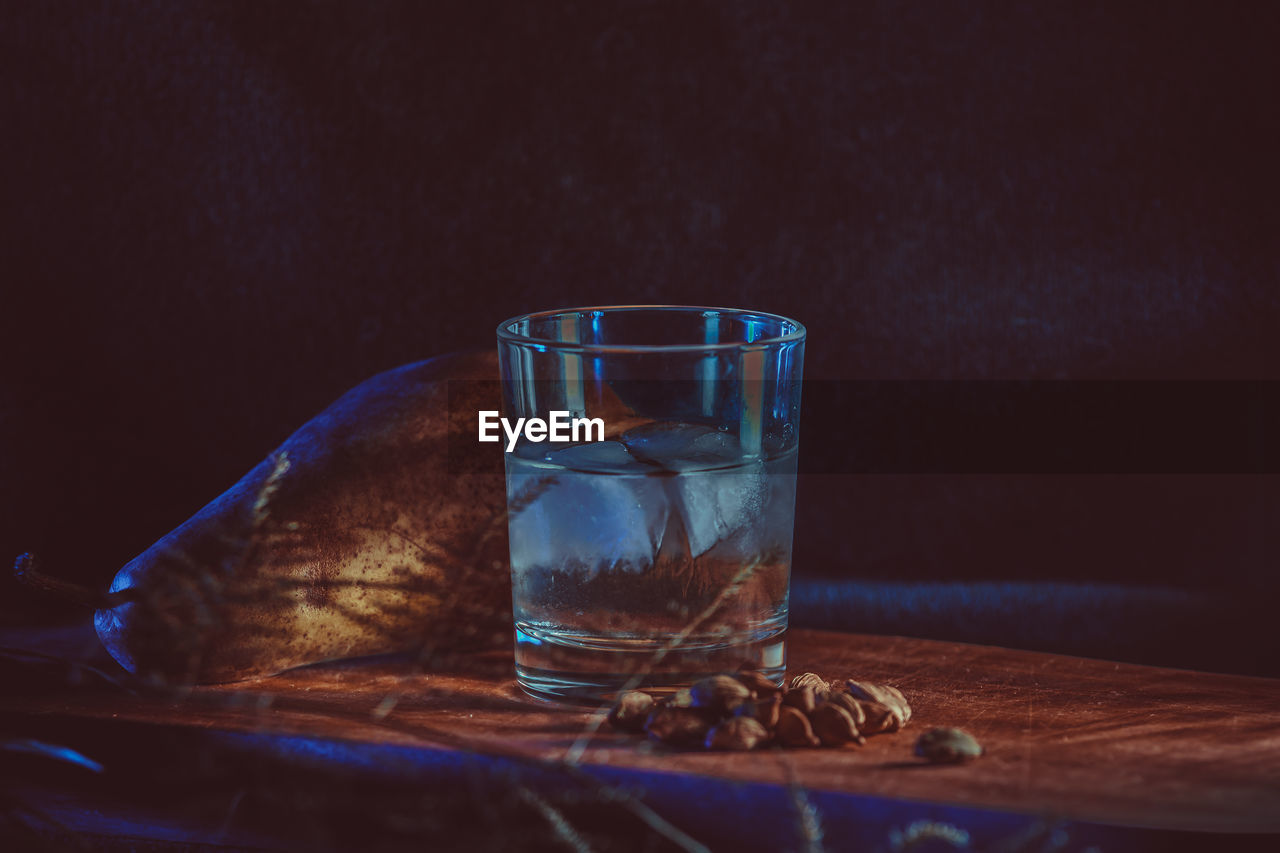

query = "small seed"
[[774, 705, 821, 748], [781, 685, 816, 714], [664, 687, 695, 709], [690, 675, 751, 717], [607, 691, 655, 733], [856, 701, 897, 734], [705, 716, 769, 751], [825, 690, 867, 727], [734, 668, 781, 697], [644, 706, 712, 747], [734, 694, 782, 729], [789, 672, 825, 690], [845, 680, 911, 730], [914, 727, 983, 764], [810, 702, 864, 747], [789, 672, 832, 700]]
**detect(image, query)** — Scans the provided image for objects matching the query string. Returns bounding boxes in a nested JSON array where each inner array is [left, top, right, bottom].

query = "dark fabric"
[[789, 578, 1272, 676], [1, 3, 1276, 670]]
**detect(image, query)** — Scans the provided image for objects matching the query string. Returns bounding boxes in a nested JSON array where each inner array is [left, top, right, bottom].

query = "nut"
[[809, 702, 864, 747], [825, 690, 867, 727], [789, 672, 832, 701], [607, 674, 919, 753], [644, 706, 712, 747], [734, 694, 782, 729], [914, 727, 983, 764], [857, 701, 898, 734], [663, 687, 695, 709], [774, 705, 821, 748], [845, 680, 911, 731], [607, 691, 655, 733], [705, 716, 769, 751], [734, 667, 781, 697], [781, 685, 816, 714], [690, 675, 751, 717]]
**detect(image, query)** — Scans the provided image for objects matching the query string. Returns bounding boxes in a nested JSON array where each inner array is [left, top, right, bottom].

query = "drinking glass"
[[496, 306, 805, 703]]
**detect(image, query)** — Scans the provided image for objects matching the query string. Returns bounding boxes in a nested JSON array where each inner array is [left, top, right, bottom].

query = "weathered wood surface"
[[4, 625, 1279, 838]]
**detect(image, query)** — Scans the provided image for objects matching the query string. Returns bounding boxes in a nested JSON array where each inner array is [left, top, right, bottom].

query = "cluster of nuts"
[[607, 668, 915, 752]]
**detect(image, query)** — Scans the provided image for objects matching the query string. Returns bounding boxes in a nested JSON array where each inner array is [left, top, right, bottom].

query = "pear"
[[94, 350, 514, 684]]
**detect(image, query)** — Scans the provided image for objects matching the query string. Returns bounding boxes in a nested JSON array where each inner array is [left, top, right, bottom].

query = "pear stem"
[[12, 552, 132, 609]]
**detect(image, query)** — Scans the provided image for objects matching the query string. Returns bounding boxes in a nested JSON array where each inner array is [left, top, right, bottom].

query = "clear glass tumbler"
[[496, 306, 805, 703]]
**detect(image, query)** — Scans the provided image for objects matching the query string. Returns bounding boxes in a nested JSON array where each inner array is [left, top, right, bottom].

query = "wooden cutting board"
[[3, 624, 1278, 848]]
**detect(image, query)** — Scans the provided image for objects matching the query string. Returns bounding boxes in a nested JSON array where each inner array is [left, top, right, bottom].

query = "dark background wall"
[[2, 2, 1276, 668]]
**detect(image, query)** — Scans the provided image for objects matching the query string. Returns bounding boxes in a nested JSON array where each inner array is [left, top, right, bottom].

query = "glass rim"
[[495, 304, 807, 354]]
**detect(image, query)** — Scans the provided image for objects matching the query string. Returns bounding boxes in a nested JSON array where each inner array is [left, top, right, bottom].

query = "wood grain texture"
[[4, 626, 1278, 835]]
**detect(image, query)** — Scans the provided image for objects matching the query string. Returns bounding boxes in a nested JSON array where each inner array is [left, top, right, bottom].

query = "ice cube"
[[547, 439, 648, 472], [622, 422, 767, 558], [669, 456, 767, 558], [621, 422, 726, 471], [507, 441, 668, 574]]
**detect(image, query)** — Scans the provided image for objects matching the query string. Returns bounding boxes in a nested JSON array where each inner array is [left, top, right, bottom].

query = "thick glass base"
[[513, 621, 787, 705]]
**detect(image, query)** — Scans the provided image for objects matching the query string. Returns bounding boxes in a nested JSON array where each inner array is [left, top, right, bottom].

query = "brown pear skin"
[[94, 350, 522, 685]]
